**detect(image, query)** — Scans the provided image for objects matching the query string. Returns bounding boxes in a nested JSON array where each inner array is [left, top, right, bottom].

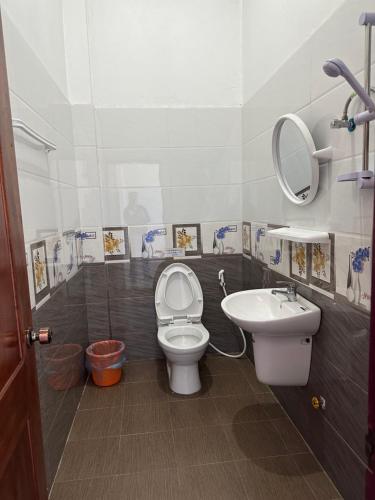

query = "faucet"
[[271, 281, 297, 302]]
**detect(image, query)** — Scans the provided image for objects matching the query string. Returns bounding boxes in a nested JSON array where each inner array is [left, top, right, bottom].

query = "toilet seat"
[[155, 263, 203, 326], [158, 323, 209, 354]]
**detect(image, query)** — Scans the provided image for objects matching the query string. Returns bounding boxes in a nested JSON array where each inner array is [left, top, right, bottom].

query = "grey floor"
[[50, 355, 341, 500]]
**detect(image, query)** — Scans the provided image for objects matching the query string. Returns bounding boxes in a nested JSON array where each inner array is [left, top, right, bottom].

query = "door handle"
[[26, 327, 52, 347]]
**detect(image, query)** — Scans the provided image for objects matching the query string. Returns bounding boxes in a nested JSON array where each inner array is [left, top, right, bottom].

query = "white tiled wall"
[[64, 0, 241, 108], [5, 0, 375, 312], [74, 105, 242, 228], [1, 6, 80, 308], [242, 0, 374, 237], [241, 0, 374, 311]]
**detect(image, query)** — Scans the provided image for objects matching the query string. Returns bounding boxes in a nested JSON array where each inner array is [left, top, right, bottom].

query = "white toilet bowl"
[[155, 263, 209, 395]]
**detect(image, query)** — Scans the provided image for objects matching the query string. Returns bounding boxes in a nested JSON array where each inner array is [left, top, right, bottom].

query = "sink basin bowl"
[[221, 288, 321, 336]]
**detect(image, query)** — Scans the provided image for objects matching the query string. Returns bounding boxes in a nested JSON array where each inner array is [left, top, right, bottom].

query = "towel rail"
[[12, 119, 56, 152]]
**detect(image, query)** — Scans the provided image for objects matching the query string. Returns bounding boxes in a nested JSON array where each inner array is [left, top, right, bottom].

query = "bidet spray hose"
[[208, 270, 247, 358]]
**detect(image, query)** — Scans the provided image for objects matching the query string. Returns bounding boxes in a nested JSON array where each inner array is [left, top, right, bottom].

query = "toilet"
[[155, 263, 209, 395]]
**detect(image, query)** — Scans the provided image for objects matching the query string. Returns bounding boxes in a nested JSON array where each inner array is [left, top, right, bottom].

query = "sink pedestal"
[[253, 333, 312, 386]]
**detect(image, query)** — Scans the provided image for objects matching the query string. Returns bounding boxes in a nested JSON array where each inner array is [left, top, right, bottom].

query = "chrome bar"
[[362, 22, 372, 171], [12, 119, 56, 152]]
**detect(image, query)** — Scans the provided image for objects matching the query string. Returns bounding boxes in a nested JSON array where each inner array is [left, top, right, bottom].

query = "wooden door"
[[0, 9, 47, 500], [367, 190, 375, 498]]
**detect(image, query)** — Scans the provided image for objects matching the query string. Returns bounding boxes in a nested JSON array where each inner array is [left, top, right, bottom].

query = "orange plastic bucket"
[[92, 367, 122, 387], [86, 340, 125, 387]]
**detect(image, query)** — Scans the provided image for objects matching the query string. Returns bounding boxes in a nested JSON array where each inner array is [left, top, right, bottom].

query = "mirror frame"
[[272, 113, 319, 206]]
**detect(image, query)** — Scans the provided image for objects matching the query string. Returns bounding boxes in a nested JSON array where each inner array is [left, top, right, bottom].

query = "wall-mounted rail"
[[12, 119, 56, 152]]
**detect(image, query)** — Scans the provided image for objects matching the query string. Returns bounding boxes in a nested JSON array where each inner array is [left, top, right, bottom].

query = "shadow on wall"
[[123, 191, 151, 225]]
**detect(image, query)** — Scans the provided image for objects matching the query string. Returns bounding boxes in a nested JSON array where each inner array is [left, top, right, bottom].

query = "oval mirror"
[[272, 114, 322, 206]]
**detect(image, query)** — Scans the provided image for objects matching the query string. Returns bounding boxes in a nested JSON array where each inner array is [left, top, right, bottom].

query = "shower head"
[[322, 58, 375, 112], [322, 59, 343, 77]]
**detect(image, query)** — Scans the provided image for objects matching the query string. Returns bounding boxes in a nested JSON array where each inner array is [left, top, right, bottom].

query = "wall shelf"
[[267, 227, 330, 243]]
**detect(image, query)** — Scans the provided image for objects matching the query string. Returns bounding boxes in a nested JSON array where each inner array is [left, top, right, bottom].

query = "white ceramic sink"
[[221, 288, 321, 336]]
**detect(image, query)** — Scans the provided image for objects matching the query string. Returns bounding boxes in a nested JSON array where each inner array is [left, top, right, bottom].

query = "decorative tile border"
[[30, 240, 50, 305], [128, 225, 173, 259], [103, 227, 130, 262], [335, 232, 371, 312], [46, 234, 65, 290], [242, 221, 251, 255], [25, 246, 35, 310], [80, 228, 105, 264], [75, 230, 84, 267], [63, 230, 78, 280], [250, 222, 268, 263], [290, 241, 310, 285], [310, 233, 335, 293], [268, 223, 290, 278], [201, 222, 242, 255], [245, 220, 371, 313], [25, 221, 371, 317], [172, 223, 201, 256]]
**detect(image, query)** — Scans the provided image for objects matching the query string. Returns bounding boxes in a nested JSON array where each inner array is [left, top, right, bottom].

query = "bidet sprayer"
[[323, 58, 375, 112], [218, 269, 225, 288]]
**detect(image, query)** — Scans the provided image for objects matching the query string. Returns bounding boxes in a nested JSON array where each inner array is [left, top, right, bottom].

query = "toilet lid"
[[155, 263, 203, 324]]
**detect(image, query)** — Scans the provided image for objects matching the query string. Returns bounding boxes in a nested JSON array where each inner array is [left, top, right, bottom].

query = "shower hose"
[[208, 269, 247, 358]]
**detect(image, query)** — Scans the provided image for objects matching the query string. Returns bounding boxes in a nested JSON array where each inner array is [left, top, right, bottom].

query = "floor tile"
[[236, 358, 271, 394], [56, 437, 119, 481], [110, 469, 179, 500], [117, 431, 176, 474], [208, 372, 253, 397], [236, 455, 316, 499], [122, 402, 171, 435], [69, 407, 123, 441], [293, 453, 342, 499], [169, 398, 221, 429], [123, 380, 169, 405], [272, 417, 308, 453], [200, 355, 242, 376], [178, 461, 248, 500], [55, 355, 339, 499], [224, 421, 287, 460], [124, 360, 167, 383], [256, 393, 286, 419], [51, 471, 180, 500], [79, 383, 125, 410], [50, 478, 105, 500], [213, 394, 268, 424], [173, 425, 233, 467]]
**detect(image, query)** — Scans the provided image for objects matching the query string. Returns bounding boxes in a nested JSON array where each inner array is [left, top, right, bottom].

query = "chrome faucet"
[[271, 281, 297, 302]]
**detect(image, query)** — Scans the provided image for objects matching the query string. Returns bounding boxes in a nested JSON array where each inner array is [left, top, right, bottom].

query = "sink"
[[221, 288, 321, 386], [221, 288, 321, 336]]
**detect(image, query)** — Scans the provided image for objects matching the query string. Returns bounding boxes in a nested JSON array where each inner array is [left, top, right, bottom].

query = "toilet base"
[[168, 361, 201, 395]]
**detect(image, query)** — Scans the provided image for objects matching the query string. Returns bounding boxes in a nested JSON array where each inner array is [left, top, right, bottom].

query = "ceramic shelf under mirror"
[[267, 227, 330, 243]]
